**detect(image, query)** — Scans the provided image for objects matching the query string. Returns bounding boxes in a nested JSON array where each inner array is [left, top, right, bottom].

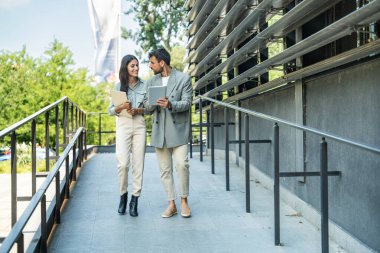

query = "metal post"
[[11, 131, 17, 226], [40, 194, 47, 253], [55, 171, 61, 224], [63, 100, 68, 145], [84, 128, 88, 160], [73, 143, 77, 181], [98, 113, 102, 145], [210, 103, 215, 174], [225, 107, 230, 191], [17, 233, 24, 253], [190, 106, 193, 158], [238, 101, 242, 157], [45, 112, 50, 172], [31, 120, 37, 195], [274, 123, 280, 245], [70, 103, 74, 133], [245, 113, 250, 213], [78, 134, 82, 167], [55, 106, 59, 157], [199, 99, 203, 162], [65, 156, 70, 199], [206, 111, 210, 150], [75, 107, 78, 130], [320, 138, 329, 253]]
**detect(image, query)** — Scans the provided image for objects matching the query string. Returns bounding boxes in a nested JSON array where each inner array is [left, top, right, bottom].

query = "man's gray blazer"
[[145, 69, 193, 148]]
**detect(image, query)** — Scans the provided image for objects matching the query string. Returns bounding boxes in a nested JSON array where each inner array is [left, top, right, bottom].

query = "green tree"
[[0, 40, 114, 145], [122, 0, 186, 53]]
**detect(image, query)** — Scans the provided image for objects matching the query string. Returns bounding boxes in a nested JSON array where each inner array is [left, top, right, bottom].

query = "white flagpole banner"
[[87, 0, 121, 83]]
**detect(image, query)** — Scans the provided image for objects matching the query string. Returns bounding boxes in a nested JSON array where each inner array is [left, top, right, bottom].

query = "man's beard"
[[152, 67, 163, 75]]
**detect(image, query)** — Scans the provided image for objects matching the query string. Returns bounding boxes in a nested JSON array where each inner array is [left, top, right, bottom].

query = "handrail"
[[196, 94, 379, 252], [0, 97, 87, 252], [0, 97, 86, 138], [198, 95, 380, 155], [0, 127, 85, 253], [86, 112, 153, 146], [0, 97, 66, 138]]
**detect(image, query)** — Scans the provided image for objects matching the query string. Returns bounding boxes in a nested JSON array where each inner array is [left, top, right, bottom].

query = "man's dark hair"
[[149, 48, 171, 66]]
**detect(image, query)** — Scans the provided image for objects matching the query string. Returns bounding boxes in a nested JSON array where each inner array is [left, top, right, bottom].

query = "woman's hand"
[[115, 102, 131, 113], [127, 108, 143, 116]]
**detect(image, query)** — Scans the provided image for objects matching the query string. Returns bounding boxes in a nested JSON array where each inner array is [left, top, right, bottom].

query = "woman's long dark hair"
[[119, 54, 138, 92]]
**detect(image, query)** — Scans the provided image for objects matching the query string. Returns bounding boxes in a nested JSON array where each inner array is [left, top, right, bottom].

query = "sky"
[[0, 0, 146, 76]]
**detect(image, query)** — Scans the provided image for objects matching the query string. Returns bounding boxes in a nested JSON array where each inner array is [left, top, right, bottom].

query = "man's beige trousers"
[[116, 114, 146, 196], [155, 144, 189, 200]]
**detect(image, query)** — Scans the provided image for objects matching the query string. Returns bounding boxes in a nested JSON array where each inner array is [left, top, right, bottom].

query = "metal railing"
[[194, 95, 380, 253], [86, 112, 153, 146], [86, 112, 115, 146], [0, 97, 86, 253]]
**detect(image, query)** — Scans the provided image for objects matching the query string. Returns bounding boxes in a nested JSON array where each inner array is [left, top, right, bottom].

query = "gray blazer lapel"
[[166, 69, 177, 96]]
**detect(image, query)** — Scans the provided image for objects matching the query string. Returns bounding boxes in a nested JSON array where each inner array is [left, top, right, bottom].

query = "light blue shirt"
[[108, 79, 146, 116]]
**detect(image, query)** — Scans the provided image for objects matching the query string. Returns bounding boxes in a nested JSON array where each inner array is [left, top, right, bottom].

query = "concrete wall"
[[210, 58, 380, 252]]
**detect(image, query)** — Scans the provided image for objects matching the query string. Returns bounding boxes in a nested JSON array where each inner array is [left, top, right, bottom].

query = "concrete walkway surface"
[[48, 152, 348, 253]]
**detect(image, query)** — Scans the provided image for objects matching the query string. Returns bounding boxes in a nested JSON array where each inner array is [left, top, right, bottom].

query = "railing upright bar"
[[71, 103, 74, 133], [55, 106, 59, 157], [79, 107, 81, 127], [65, 155, 70, 199], [73, 143, 77, 181], [17, 233, 24, 253], [190, 106, 193, 158], [81, 132, 85, 163], [84, 129, 88, 160], [78, 134, 82, 167], [75, 107, 78, 130], [321, 138, 329, 253], [45, 112, 50, 172], [199, 99, 203, 162], [11, 131, 17, 226], [238, 100, 242, 157], [31, 120, 37, 195], [210, 102, 215, 174], [40, 194, 47, 253], [63, 100, 68, 146], [274, 123, 280, 245], [55, 170, 61, 224], [225, 106, 230, 191], [245, 113, 250, 213], [98, 113, 102, 145], [206, 111, 210, 150]]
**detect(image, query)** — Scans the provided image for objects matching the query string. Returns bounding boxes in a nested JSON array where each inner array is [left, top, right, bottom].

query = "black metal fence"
[[0, 97, 86, 253], [194, 95, 380, 253]]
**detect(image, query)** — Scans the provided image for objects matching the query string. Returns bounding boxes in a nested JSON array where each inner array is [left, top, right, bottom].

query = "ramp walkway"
[[48, 152, 347, 253]]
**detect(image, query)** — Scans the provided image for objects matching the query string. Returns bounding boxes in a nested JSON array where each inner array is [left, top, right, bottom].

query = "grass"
[[0, 159, 54, 173]]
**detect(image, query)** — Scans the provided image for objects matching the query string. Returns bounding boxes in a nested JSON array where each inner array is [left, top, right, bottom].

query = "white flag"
[[87, 0, 121, 83]]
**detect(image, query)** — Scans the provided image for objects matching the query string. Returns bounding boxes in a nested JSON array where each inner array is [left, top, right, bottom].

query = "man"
[[145, 48, 193, 218]]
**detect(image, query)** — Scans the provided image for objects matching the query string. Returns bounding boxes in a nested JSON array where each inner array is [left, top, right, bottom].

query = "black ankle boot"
[[118, 193, 128, 215], [129, 195, 139, 217]]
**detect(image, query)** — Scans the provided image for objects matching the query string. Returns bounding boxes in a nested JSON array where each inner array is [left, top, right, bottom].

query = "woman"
[[108, 55, 146, 217]]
